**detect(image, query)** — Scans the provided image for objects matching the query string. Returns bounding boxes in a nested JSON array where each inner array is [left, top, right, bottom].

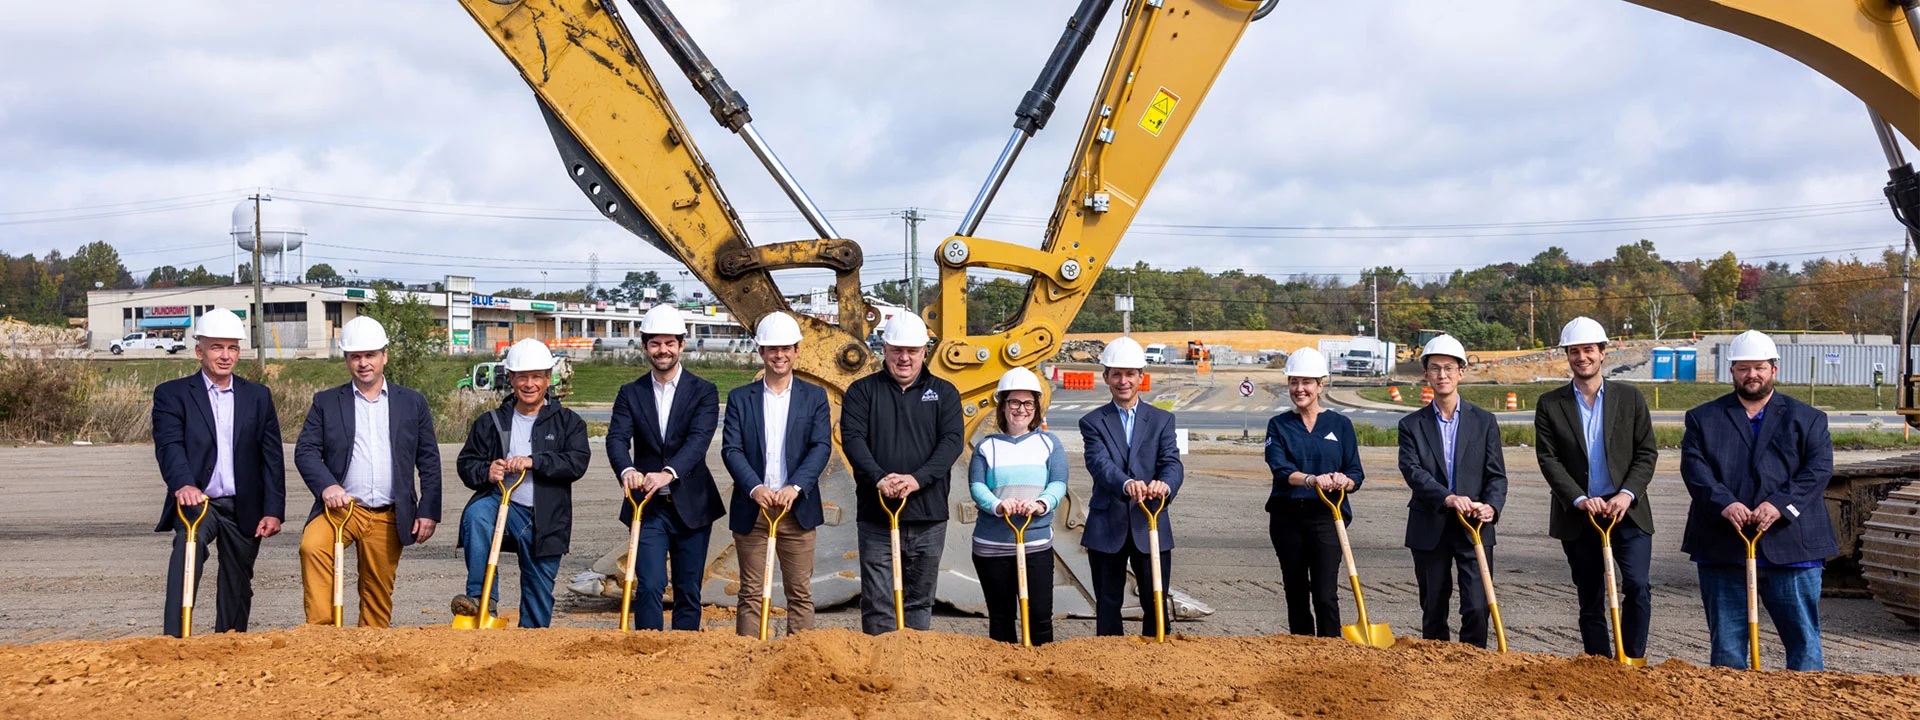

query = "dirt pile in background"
[[7, 626, 1918, 719]]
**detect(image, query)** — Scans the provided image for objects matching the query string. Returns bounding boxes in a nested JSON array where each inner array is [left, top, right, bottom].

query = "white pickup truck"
[[109, 331, 188, 355]]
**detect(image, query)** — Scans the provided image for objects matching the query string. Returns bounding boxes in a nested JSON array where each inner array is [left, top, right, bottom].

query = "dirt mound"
[[4, 626, 1916, 719]]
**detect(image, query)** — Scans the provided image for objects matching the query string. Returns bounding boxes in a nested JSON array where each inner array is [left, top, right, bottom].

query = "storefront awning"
[[137, 317, 192, 328]]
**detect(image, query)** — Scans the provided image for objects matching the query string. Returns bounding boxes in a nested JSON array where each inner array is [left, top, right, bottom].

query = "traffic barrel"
[[1420, 386, 1434, 404], [1505, 392, 1519, 411], [1389, 386, 1402, 402]]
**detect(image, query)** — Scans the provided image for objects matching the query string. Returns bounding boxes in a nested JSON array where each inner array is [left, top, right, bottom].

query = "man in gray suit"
[[1398, 334, 1507, 647], [1534, 316, 1659, 661]]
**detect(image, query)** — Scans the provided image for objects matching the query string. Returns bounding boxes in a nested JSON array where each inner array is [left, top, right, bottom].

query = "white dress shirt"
[[652, 366, 680, 442], [203, 373, 236, 499], [761, 379, 793, 492], [508, 409, 537, 507], [342, 381, 394, 507]]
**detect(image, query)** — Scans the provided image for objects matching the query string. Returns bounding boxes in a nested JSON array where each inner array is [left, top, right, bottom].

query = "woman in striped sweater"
[[968, 367, 1069, 645]]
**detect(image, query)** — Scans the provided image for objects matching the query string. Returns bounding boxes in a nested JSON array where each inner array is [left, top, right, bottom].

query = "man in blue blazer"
[[1078, 337, 1183, 636], [149, 308, 284, 638], [608, 304, 724, 631], [1398, 335, 1507, 647], [1680, 331, 1836, 671], [721, 312, 833, 637], [293, 316, 441, 627]]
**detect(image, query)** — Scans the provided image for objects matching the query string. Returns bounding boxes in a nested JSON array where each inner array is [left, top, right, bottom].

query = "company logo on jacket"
[[921, 389, 939, 402]]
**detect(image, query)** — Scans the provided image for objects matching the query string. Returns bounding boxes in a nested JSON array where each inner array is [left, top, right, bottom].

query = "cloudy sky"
[[0, 1, 1907, 297]]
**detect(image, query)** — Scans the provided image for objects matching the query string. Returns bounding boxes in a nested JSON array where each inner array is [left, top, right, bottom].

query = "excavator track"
[[1864, 483, 1920, 628]]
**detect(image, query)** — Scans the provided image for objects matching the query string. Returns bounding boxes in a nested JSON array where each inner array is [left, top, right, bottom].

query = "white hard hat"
[[193, 308, 247, 341], [880, 311, 931, 347], [1283, 347, 1329, 378], [639, 304, 687, 337], [503, 338, 557, 372], [995, 366, 1044, 397], [339, 316, 389, 353], [1421, 334, 1468, 365], [1726, 331, 1779, 362], [754, 312, 803, 346], [1099, 336, 1147, 369], [1559, 316, 1608, 348]]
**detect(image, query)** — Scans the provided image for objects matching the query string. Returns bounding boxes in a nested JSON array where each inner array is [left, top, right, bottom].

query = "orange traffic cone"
[[1389, 386, 1402, 402], [1505, 392, 1519, 411], [1420, 387, 1435, 405]]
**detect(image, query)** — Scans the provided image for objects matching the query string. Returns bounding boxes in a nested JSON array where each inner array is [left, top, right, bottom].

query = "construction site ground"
[[6, 439, 1920, 717]]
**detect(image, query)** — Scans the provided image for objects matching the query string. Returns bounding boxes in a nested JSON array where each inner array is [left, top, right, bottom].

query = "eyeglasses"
[[1424, 366, 1461, 376], [1003, 399, 1037, 409]]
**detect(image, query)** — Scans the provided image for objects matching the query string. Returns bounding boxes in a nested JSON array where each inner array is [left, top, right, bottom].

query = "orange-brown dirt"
[[4, 626, 1915, 719]]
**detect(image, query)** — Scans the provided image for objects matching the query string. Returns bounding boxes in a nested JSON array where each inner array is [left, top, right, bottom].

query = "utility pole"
[[898, 208, 926, 309], [1117, 275, 1135, 335], [248, 192, 268, 374], [1370, 271, 1379, 338], [1528, 289, 1537, 347]]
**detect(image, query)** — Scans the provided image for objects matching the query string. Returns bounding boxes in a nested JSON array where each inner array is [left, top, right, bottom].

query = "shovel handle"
[[476, 471, 527, 628], [758, 504, 789, 641], [1137, 497, 1168, 643], [883, 493, 906, 631], [176, 501, 210, 638], [1006, 512, 1034, 647], [1737, 523, 1765, 670], [325, 499, 357, 627], [618, 489, 654, 632], [1315, 485, 1347, 522], [1459, 506, 1507, 652]]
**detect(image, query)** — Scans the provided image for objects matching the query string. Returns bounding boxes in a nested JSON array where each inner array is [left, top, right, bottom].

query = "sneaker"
[[450, 595, 480, 616]]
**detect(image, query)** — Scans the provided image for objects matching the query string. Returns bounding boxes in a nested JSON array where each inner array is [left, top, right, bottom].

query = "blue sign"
[[471, 294, 502, 308]]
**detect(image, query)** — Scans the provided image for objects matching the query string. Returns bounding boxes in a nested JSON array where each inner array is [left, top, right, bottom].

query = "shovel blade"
[[1627, 657, 1648, 668], [451, 613, 510, 630], [1341, 622, 1395, 648]]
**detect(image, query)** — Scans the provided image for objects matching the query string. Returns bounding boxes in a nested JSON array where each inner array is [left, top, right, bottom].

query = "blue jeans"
[[630, 503, 713, 631], [1697, 563, 1824, 671], [460, 495, 562, 629], [856, 520, 946, 635]]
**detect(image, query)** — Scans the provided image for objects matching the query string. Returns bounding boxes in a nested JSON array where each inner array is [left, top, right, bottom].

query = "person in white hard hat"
[[839, 309, 964, 634], [150, 308, 285, 637], [293, 315, 443, 627], [608, 304, 724, 631], [1397, 334, 1507, 647], [1534, 316, 1658, 661], [451, 338, 591, 628], [967, 366, 1068, 645], [1680, 330, 1834, 670], [1079, 335, 1183, 637], [1261, 347, 1362, 637], [721, 312, 833, 637]]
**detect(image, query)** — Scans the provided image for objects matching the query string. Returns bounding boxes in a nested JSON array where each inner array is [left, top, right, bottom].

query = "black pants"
[[163, 498, 260, 638], [1088, 544, 1172, 637], [1269, 498, 1344, 637], [973, 549, 1055, 645], [1411, 521, 1490, 647], [1562, 522, 1652, 658]]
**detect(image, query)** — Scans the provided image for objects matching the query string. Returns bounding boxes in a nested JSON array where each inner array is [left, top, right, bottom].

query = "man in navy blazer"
[[1078, 337, 1183, 636], [293, 316, 441, 628], [607, 304, 724, 631], [721, 312, 833, 637], [149, 308, 284, 638], [1397, 335, 1507, 647], [1680, 331, 1835, 671]]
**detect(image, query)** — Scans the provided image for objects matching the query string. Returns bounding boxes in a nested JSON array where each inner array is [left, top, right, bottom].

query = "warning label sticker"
[[1138, 87, 1180, 136]]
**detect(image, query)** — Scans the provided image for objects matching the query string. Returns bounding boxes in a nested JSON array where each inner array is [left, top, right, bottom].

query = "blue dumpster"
[[1651, 347, 1674, 380], [1675, 346, 1697, 382]]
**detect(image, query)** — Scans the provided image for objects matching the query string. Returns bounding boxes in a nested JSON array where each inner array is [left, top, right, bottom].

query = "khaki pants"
[[299, 506, 402, 627], [734, 511, 816, 637]]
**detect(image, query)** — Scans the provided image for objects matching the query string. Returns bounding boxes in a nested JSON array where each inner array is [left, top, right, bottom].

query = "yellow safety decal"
[[1138, 87, 1180, 136]]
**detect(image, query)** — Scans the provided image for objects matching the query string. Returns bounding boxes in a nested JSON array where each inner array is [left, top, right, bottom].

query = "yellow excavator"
[[456, 0, 1920, 624]]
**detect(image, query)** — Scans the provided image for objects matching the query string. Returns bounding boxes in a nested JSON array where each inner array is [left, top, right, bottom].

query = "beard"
[[1735, 377, 1773, 402]]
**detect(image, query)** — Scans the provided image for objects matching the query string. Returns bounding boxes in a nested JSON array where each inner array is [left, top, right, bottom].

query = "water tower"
[[230, 195, 307, 283]]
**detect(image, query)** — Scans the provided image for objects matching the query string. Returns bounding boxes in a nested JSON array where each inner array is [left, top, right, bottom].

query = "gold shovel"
[[1589, 512, 1647, 667], [1138, 496, 1169, 643], [453, 470, 526, 630], [758, 504, 791, 641], [1006, 511, 1036, 647], [1736, 523, 1767, 671], [1457, 506, 1507, 652], [324, 499, 358, 627], [618, 489, 655, 632], [1319, 486, 1392, 648], [175, 501, 210, 639], [883, 493, 908, 631]]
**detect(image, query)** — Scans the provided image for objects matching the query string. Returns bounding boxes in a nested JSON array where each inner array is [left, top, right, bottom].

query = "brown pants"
[[733, 511, 816, 637], [299, 505, 402, 627]]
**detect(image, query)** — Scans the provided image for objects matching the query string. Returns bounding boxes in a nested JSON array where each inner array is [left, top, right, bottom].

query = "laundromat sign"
[[145, 306, 190, 317]]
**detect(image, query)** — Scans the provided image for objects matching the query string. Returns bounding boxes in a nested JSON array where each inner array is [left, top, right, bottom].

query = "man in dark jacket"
[[1398, 334, 1507, 647], [607, 305, 724, 631], [722, 312, 833, 637], [1680, 331, 1835, 671], [1079, 336, 1183, 637], [453, 339, 590, 628], [294, 316, 441, 627], [1534, 316, 1659, 662], [840, 311, 964, 634], [150, 308, 284, 637]]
